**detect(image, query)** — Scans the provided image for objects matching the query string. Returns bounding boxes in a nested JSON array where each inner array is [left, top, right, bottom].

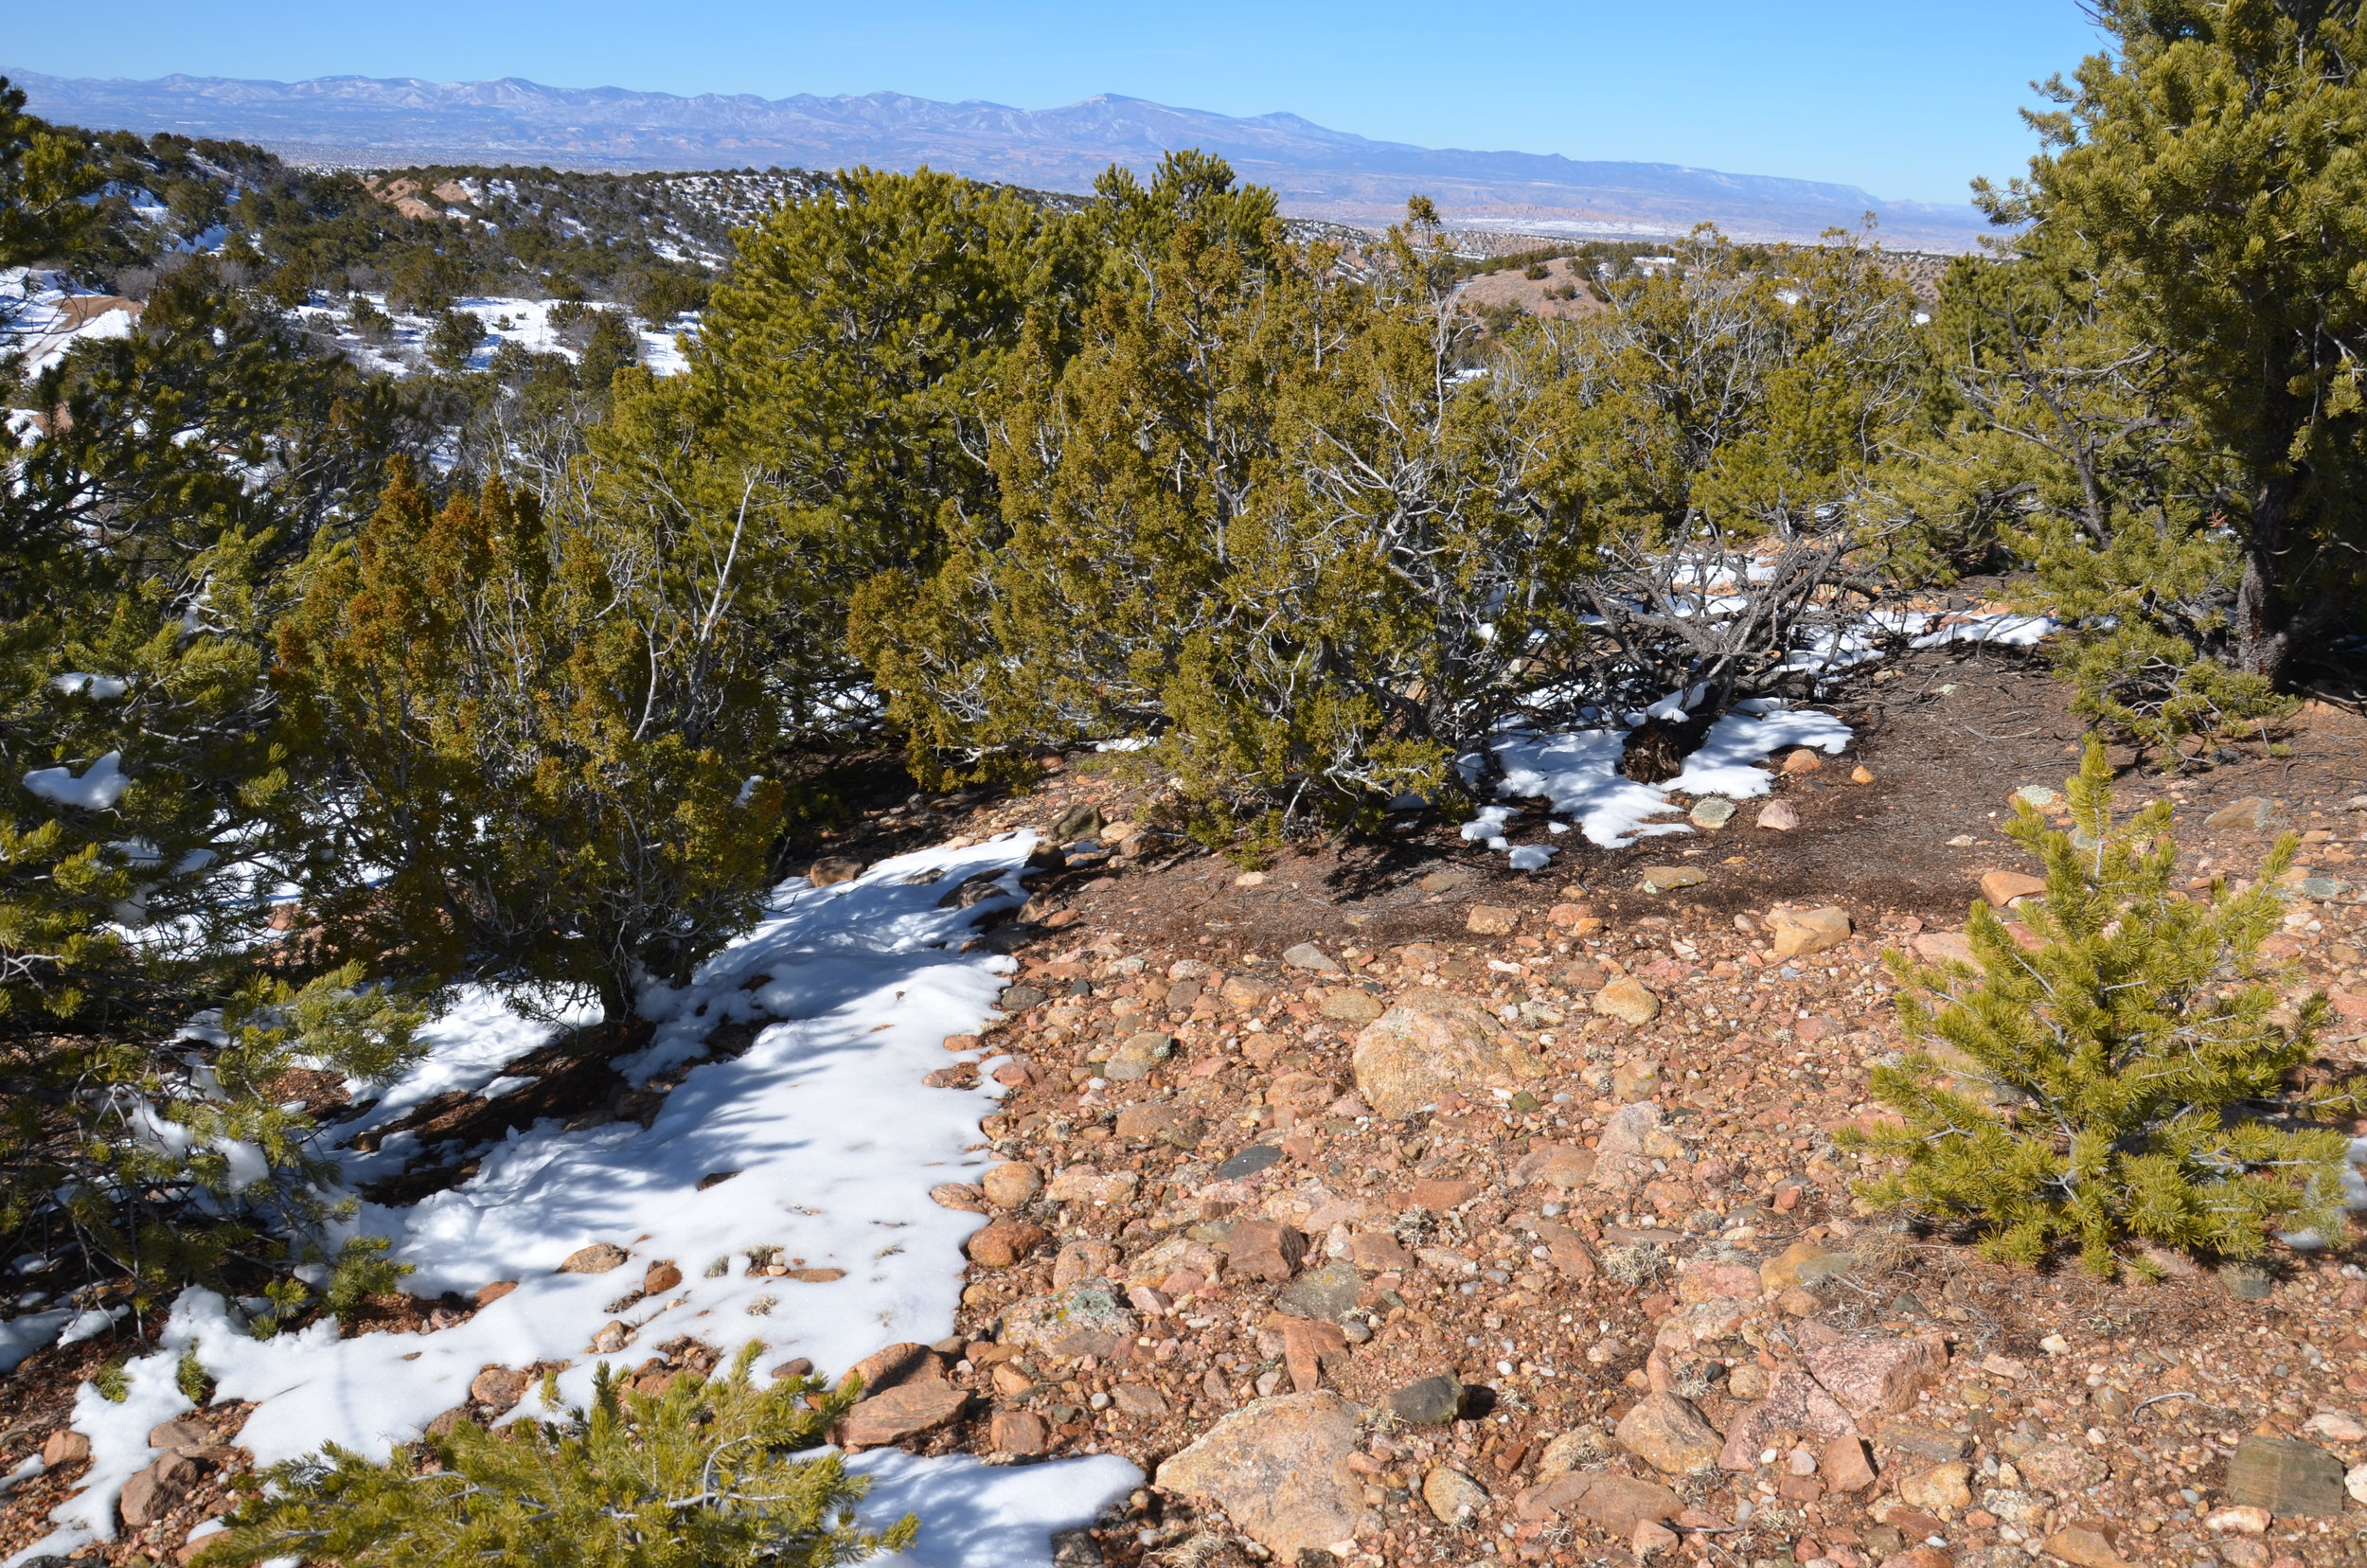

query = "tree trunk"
[[2234, 531, 2292, 686]]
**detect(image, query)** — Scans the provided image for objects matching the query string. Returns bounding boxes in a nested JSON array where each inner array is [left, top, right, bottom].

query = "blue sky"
[[7, 2, 2107, 205]]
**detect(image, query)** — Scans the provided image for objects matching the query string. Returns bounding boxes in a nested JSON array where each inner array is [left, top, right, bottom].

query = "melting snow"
[[1466, 702, 1853, 852], [22, 751, 128, 810], [10, 831, 1137, 1566]]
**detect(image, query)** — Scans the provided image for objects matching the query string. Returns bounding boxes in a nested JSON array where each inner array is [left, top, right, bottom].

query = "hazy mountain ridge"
[[6, 67, 1994, 248]]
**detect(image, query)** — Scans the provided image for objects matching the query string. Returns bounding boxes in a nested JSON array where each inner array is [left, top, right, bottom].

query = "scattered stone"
[[1717, 1366, 1859, 1470], [1423, 1465, 1489, 1524], [2205, 796, 2279, 831], [1466, 904, 1520, 935], [1102, 1030, 1174, 1081], [474, 1279, 519, 1308], [558, 1241, 630, 1274], [1004, 1281, 1138, 1360], [1282, 943, 1342, 972], [966, 1218, 1048, 1267], [41, 1429, 89, 1468], [1911, 931, 1974, 965], [1214, 1144, 1284, 1180], [1112, 1383, 1171, 1418], [1276, 1259, 1362, 1322], [1233, 870, 1268, 887], [982, 1161, 1042, 1208], [2040, 1524, 2135, 1568], [807, 855, 863, 888], [1766, 905, 1852, 958], [1615, 1392, 1723, 1474], [991, 1410, 1049, 1455], [1319, 988, 1385, 1024], [1419, 867, 1475, 893], [119, 1456, 194, 1528], [2017, 1440, 2105, 1495], [845, 1344, 935, 1398], [1760, 1240, 1853, 1293], [2223, 1434, 2349, 1517], [2347, 1461, 2367, 1505], [1153, 1392, 1374, 1559], [1515, 1470, 1684, 1534], [930, 1183, 988, 1213], [1637, 864, 1706, 893], [839, 1379, 968, 1449], [1535, 1430, 1603, 1476], [1821, 1434, 1878, 1491], [1689, 796, 1736, 829], [1850, 764, 1876, 784], [1782, 749, 1824, 775], [1511, 1143, 1596, 1189], [2219, 1260, 2273, 1300], [1386, 1374, 1465, 1425], [1757, 799, 1801, 831], [1896, 1460, 1973, 1510], [1280, 1319, 1350, 1392], [2013, 785, 2059, 809], [1228, 1219, 1309, 1283], [470, 1365, 533, 1410], [1592, 977, 1662, 1025], [1801, 1333, 1948, 1417], [1050, 803, 1104, 842], [2204, 1506, 2271, 1535], [1591, 1101, 1667, 1194], [1979, 870, 2048, 907], [1349, 1230, 1415, 1271], [1611, 1058, 1661, 1101], [1350, 989, 1548, 1117], [590, 1319, 631, 1354]]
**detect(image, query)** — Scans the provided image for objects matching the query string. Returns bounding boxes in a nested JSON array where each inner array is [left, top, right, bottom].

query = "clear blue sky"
[[6, 2, 2107, 205]]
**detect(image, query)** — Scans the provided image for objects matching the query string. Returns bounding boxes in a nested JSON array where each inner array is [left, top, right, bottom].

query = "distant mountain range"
[[6, 67, 1995, 250]]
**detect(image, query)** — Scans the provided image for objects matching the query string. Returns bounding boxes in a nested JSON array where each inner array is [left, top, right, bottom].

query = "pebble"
[[1636, 864, 1706, 893], [1282, 942, 1342, 972], [1385, 1374, 1464, 1425], [1689, 796, 1736, 829], [1756, 798, 1800, 830], [1422, 1464, 1489, 1524], [1591, 977, 1661, 1025]]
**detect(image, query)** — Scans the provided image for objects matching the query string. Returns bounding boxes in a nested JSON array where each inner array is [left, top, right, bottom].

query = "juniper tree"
[[852, 195, 1572, 834], [1842, 739, 2355, 1276], [275, 460, 784, 1026], [1992, 0, 2367, 684], [200, 1345, 915, 1568]]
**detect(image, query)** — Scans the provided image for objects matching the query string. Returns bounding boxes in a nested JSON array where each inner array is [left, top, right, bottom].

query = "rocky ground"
[[854, 646, 2367, 1568], [4, 643, 2364, 1568]]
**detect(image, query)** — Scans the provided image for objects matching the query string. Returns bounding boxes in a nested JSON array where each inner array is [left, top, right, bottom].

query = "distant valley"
[[5, 67, 1994, 249]]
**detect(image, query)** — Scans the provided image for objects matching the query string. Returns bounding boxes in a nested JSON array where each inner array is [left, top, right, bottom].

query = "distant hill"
[[5, 68, 1996, 250]]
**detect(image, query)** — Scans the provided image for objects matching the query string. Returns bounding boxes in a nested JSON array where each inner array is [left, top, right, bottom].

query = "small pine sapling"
[[198, 1345, 915, 1568], [1840, 739, 2357, 1275]]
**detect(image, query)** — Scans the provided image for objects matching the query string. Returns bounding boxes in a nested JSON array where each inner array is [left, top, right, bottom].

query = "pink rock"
[[1801, 1332, 1949, 1418]]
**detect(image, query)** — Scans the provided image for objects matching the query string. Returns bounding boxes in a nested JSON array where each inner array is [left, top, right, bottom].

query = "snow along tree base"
[[1839, 738, 2362, 1277], [198, 1345, 916, 1568]]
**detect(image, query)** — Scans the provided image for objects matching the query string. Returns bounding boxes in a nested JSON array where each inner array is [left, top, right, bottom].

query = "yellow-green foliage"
[[275, 460, 784, 1021], [1843, 739, 2350, 1275], [854, 193, 1575, 831], [200, 1345, 915, 1568]]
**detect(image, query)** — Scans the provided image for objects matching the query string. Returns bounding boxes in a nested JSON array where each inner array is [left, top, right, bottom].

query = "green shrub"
[[199, 1345, 914, 1568], [1842, 739, 2357, 1275]]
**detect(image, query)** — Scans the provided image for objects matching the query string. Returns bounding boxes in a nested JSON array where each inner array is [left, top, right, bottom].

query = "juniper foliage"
[[1842, 740, 2352, 1275], [199, 1345, 915, 1568]]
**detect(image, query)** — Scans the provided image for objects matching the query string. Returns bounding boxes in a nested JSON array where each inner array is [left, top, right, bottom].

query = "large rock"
[[1615, 1393, 1723, 1475], [1766, 905, 1852, 958], [2205, 796, 2279, 831], [2223, 1435, 2349, 1517], [1423, 1465, 1489, 1524], [119, 1453, 198, 1528], [1227, 1219, 1308, 1283], [557, 1241, 629, 1274], [1003, 1281, 1138, 1360], [1385, 1374, 1464, 1425], [1979, 870, 2047, 907], [1800, 1332, 1948, 1417], [1514, 1471, 1683, 1534], [2016, 1439, 2105, 1494], [982, 1161, 1042, 1208], [1350, 989, 1547, 1119], [1896, 1460, 1972, 1510], [1592, 978, 1661, 1025], [966, 1217, 1048, 1267], [1154, 1392, 1373, 1559], [1591, 1101, 1664, 1194], [1718, 1367, 1859, 1470], [838, 1379, 968, 1449], [1512, 1143, 1595, 1189]]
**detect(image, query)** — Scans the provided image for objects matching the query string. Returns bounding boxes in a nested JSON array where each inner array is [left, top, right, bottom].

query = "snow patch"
[[22, 751, 128, 810]]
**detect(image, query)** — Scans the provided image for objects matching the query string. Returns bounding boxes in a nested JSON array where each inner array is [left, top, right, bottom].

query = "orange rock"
[[1979, 869, 2048, 906]]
